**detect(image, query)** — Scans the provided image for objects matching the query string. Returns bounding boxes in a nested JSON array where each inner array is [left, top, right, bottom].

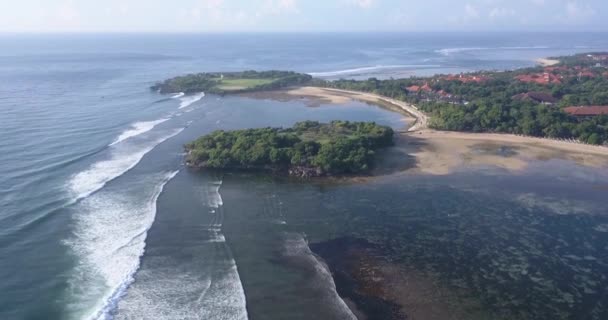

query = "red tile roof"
[[406, 83, 433, 93], [515, 72, 562, 85], [406, 85, 420, 92], [564, 106, 608, 116]]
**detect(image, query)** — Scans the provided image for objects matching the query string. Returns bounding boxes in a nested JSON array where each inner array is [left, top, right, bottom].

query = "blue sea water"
[[1, 32, 608, 319]]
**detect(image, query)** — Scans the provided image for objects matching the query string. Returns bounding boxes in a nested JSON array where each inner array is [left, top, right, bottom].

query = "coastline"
[[264, 86, 608, 175]]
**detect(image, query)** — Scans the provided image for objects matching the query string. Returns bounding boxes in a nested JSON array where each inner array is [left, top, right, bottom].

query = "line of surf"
[[308, 65, 440, 77], [68, 128, 184, 201], [70, 170, 180, 320], [109, 118, 169, 146], [435, 46, 550, 56]]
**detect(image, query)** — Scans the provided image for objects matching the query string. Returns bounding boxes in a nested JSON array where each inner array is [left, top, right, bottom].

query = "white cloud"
[[349, 0, 375, 9], [565, 1, 596, 22], [261, 0, 300, 15], [388, 9, 413, 27], [464, 3, 480, 20], [56, 1, 80, 23], [489, 7, 515, 19]]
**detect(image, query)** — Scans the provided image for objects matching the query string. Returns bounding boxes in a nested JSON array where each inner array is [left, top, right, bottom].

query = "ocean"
[[1, 32, 608, 320]]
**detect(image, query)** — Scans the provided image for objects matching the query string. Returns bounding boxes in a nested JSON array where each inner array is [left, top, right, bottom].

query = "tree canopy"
[[185, 121, 394, 177]]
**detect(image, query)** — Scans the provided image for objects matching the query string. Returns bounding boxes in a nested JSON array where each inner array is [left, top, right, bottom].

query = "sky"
[[0, 0, 606, 33]]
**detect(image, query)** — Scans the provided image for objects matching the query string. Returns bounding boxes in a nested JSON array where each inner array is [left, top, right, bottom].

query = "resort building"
[[564, 106, 608, 119], [515, 72, 562, 85]]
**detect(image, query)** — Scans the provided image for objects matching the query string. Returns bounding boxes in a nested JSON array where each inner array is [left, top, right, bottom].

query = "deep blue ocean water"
[[1, 33, 608, 320]]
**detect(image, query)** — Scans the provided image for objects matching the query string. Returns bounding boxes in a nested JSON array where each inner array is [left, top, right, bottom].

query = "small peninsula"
[[151, 70, 312, 95], [185, 121, 394, 177]]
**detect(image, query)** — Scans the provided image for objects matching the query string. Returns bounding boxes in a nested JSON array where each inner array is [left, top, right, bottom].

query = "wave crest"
[[109, 119, 169, 146], [177, 92, 205, 109]]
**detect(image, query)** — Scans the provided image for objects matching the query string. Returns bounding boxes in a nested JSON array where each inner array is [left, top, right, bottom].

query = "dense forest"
[[314, 53, 608, 145], [152, 70, 312, 94], [185, 121, 394, 177]]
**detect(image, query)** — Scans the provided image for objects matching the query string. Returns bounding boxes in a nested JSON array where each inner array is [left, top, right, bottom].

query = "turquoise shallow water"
[[2, 33, 608, 319]]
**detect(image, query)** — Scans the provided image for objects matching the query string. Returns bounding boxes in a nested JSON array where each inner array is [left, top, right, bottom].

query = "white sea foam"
[[112, 178, 248, 320], [171, 92, 185, 99], [68, 128, 184, 200], [308, 65, 440, 77], [65, 170, 179, 320], [207, 180, 224, 208], [436, 46, 550, 56], [178, 92, 205, 109], [109, 119, 169, 146], [283, 233, 357, 320]]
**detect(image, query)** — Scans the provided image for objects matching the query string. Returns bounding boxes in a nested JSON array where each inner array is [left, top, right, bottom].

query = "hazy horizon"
[[1, 0, 606, 33]]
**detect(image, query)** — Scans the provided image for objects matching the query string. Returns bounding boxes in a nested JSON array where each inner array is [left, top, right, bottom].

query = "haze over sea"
[[2, 32, 608, 319]]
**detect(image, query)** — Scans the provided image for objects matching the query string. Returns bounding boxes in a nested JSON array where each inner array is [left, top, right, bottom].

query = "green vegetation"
[[152, 70, 312, 94], [185, 121, 394, 177], [215, 78, 276, 90], [313, 53, 608, 145]]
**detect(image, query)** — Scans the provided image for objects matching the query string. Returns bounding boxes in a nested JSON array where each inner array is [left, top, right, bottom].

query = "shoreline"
[[260, 86, 608, 175]]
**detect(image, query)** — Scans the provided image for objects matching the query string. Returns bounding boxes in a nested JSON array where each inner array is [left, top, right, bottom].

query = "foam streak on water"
[[308, 65, 440, 77], [64, 170, 179, 320]]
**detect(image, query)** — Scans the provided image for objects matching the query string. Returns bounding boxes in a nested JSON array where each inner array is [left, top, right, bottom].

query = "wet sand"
[[400, 131, 608, 175]]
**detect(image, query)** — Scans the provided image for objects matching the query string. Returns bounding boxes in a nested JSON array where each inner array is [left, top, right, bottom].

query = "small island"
[[185, 121, 394, 177], [151, 70, 312, 95]]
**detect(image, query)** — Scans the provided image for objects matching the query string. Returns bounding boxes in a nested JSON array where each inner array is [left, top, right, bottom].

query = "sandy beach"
[[398, 130, 608, 175], [536, 58, 560, 66], [268, 86, 608, 175]]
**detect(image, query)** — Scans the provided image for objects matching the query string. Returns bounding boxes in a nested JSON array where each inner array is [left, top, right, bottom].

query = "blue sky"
[[0, 0, 606, 32]]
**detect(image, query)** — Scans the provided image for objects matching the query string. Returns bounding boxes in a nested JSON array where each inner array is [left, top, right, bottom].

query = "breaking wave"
[[111, 178, 248, 320], [68, 128, 184, 200], [308, 65, 440, 77], [436, 46, 550, 56], [282, 233, 357, 320], [177, 92, 205, 109], [64, 170, 179, 320], [109, 119, 169, 146]]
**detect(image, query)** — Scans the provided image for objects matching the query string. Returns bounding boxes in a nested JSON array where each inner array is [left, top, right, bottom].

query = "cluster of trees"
[[420, 101, 608, 143], [313, 58, 608, 145], [185, 121, 394, 176], [151, 70, 312, 94]]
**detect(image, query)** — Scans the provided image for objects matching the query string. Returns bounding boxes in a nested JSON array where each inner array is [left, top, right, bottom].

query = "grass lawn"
[[215, 78, 277, 90]]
